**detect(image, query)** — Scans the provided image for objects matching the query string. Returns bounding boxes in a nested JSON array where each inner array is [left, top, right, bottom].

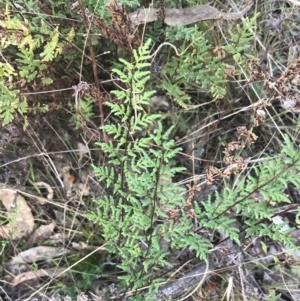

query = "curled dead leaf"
[[35, 181, 54, 200], [24, 221, 56, 247]]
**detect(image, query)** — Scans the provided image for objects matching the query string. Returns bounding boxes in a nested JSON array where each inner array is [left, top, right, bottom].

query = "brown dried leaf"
[[0, 188, 34, 239], [9, 246, 68, 264], [11, 267, 67, 287], [26, 222, 56, 246], [129, 4, 251, 26]]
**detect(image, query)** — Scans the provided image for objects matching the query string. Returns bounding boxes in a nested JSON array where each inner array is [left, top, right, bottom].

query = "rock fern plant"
[[86, 39, 211, 299], [86, 37, 300, 300]]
